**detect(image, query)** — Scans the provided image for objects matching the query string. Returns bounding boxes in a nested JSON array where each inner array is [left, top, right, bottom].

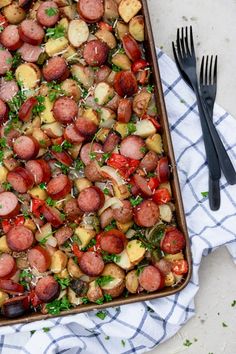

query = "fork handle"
[[209, 177, 221, 211]]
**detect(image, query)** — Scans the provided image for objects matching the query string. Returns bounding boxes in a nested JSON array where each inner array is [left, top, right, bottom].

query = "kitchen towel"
[[0, 50, 236, 354]]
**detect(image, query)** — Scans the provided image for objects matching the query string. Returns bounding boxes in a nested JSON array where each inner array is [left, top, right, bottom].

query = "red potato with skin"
[[53, 97, 78, 124], [28, 246, 51, 273], [0, 25, 22, 51], [19, 20, 44, 45], [114, 71, 138, 97], [47, 174, 72, 200], [35, 275, 60, 302], [36, 1, 59, 27], [77, 186, 105, 212], [122, 34, 142, 62], [160, 227, 186, 254], [6, 225, 34, 252], [0, 192, 20, 219]]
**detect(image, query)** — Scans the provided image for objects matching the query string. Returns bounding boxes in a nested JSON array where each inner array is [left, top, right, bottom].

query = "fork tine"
[[185, 27, 191, 56], [213, 55, 218, 85], [172, 42, 180, 68], [190, 26, 195, 56], [205, 55, 209, 85], [176, 28, 182, 59], [180, 27, 186, 57], [209, 55, 213, 84], [200, 56, 205, 85]]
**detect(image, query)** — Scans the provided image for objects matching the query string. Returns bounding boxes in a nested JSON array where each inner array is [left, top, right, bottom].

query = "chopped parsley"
[[54, 275, 71, 290], [81, 238, 96, 252], [46, 197, 56, 207], [121, 340, 126, 347], [4, 71, 14, 81], [39, 182, 47, 190], [0, 26, 4, 33], [75, 159, 85, 170], [0, 138, 6, 148], [130, 196, 143, 207], [96, 311, 107, 320], [105, 336, 110, 340], [38, 233, 52, 245], [19, 269, 33, 287], [89, 152, 97, 161], [140, 146, 147, 153], [222, 322, 228, 327], [183, 339, 192, 347], [81, 297, 89, 304], [46, 25, 65, 39], [111, 64, 122, 72], [127, 122, 137, 135], [96, 275, 114, 287], [201, 191, 209, 198], [104, 220, 116, 231], [102, 252, 121, 263], [11, 52, 22, 68], [146, 84, 154, 93], [2, 182, 12, 191], [32, 95, 46, 114], [46, 296, 72, 315], [52, 145, 63, 152], [62, 140, 73, 149], [103, 188, 110, 195], [43, 327, 50, 333], [45, 7, 58, 16], [231, 300, 236, 307], [95, 294, 113, 304], [55, 162, 69, 174]]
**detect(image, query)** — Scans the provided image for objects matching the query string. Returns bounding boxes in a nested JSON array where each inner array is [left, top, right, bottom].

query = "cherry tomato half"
[[172, 260, 188, 275]]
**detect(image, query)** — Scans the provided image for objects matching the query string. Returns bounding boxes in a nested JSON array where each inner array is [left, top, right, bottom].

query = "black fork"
[[200, 55, 217, 118], [175, 26, 236, 185]]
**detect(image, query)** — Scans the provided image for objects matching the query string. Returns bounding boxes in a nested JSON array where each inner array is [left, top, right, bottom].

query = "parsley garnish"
[[140, 146, 147, 153], [19, 269, 33, 287], [103, 188, 110, 195], [146, 84, 154, 93], [46, 25, 65, 39], [81, 297, 89, 304], [102, 252, 121, 263], [81, 238, 96, 252], [43, 327, 50, 333], [75, 159, 85, 170], [46, 296, 72, 315], [11, 52, 22, 68], [104, 220, 116, 231], [111, 64, 122, 72], [52, 145, 63, 152], [2, 182, 12, 191], [0, 26, 4, 33], [127, 122, 137, 135], [201, 191, 209, 198], [38, 233, 52, 245], [45, 7, 58, 16], [121, 340, 126, 347], [231, 300, 236, 307], [96, 275, 114, 287], [0, 138, 6, 148], [222, 322, 228, 327], [55, 162, 69, 174], [33, 95, 46, 114], [46, 197, 56, 207], [130, 196, 143, 207], [4, 71, 14, 81], [47, 82, 65, 102], [62, 140, 73, 149], [183, 339, 192, 347], [96, 311, 107, 320], [39, 182, 47, 190], [54, 275, 70, 290], [89, 152, 97, 161]]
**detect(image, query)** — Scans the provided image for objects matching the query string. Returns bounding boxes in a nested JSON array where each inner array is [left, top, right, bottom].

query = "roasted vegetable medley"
[[0, 0, 188, 319]]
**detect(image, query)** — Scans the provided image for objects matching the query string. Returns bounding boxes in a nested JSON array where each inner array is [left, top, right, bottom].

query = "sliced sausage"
[[13, 136, 39, 160], [64, 124, 85, 144], [117, 98, 132, 123], [153, 259, 172, 276], [0, 50, 12, 75], [43, 56, 69, 82], [105, 94, 120, 111], [0, 279, 24, 295], [139, 151, 158, 172], [0, 99, 8, 124], [80, 142, 103, 165], [0, 25, 22, 51], [37, 160, 51, 183], [41, 204, 64, 227], [0, 254, 16, 279], [100, 208, 114, 229], [77, 186, 105, 212], [156, 157, 170, 183], [36, 1, 59, 27], [79, 251, 105, 276], [113, 200, 133, 223], [122, 34, 142, 62], [100, 233, 124, 254], [75, 116, 97, 137], [51, 150, 73, 166], [160, 227, 186, 254], [55, 226, 73, 246], [139, 265, 163, 292], [18, 97, 38, 122], [64, 198, 83, 220], [0, 80, 19, 102], [53, 97, 78, 124], [19, 20, 44, 46], [25, 160, 44, 184], [18, 43, 43, 63], [103, 131, 121, 153], [7, 167, 34, 193], [1, 295, 29, 318], [35, 275, 60, 302], [28, 246, 51, 273], [78, 0, 104, 23], [3, 157, 19, 171], [114, 71, 138, 97], [84, 160, 103, 182], [1, 127, 20, 147], [133, 174, 152, 197], [120, 135, 146, 160], [47, 174, 72, 200], [83, 39, 109, 67], [134, 200, 159, 227], [0, 192, 20, 219], [6, 226, 34, 252]]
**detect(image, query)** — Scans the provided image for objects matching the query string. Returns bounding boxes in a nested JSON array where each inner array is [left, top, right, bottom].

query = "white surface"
[[147, 0, 236, 353]]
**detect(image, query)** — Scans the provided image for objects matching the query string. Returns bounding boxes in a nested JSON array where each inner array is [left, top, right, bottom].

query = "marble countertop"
[[147, 0, 236, 353]]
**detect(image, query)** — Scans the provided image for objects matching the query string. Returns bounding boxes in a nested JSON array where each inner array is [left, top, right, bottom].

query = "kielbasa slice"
[[77, 186, 105, 212], [100, 208, 114, 229], [83, 40, 109, 67], [103, 131, 121, 153], [51, 150, 73, 166], [25, 160, 44, 184], [7, 167, 34, 193], [0, 254, 16, 279], [160, 227, 186, 254], [153, 259, 172, 276], [100, 234, 124, 254], [18, 43, 43, 63], [28, 246, 51, 273], [0, 279, 24, 295], [139, 265, 163, 292], [0, 80, 19, 102], [78, 0, 104, 23], [84, 160, 103, 182], [64, 198, 83, 220], [43, 56, 69, 82], [120, 135, 146, 160], [19, 20, 44, 46], [54, 226, 73, 246], [64, 124, 85, 144], [0, 50, 12, 75], [37, 160, 51, 183], [134, 200, 159, 227], [133, 174, 152, 197], [53, 97, 78, 124], [2, 295, 29, 318], [0, 192, 20, 219], [35, 275, 60, 302], [0, 25, 22, 51], [117, 98, 132, 123], [75, 116, 98, 137], [13, 136, 39, 160], [80, 142, 103, 165], [0, 99, 8, 124], [79, 251, 105, 276], [6, 225, 34, 252], [36, 1, 59, 27], [113, 200, 133, 223], [114, 71, 138, 97], [139, 151, 158, 172], [41, 204, 64, 227], [47, 174, 72, 200]]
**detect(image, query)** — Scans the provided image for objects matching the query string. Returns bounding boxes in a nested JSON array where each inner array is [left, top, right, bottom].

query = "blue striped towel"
[[0, 50, 236, 354]]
